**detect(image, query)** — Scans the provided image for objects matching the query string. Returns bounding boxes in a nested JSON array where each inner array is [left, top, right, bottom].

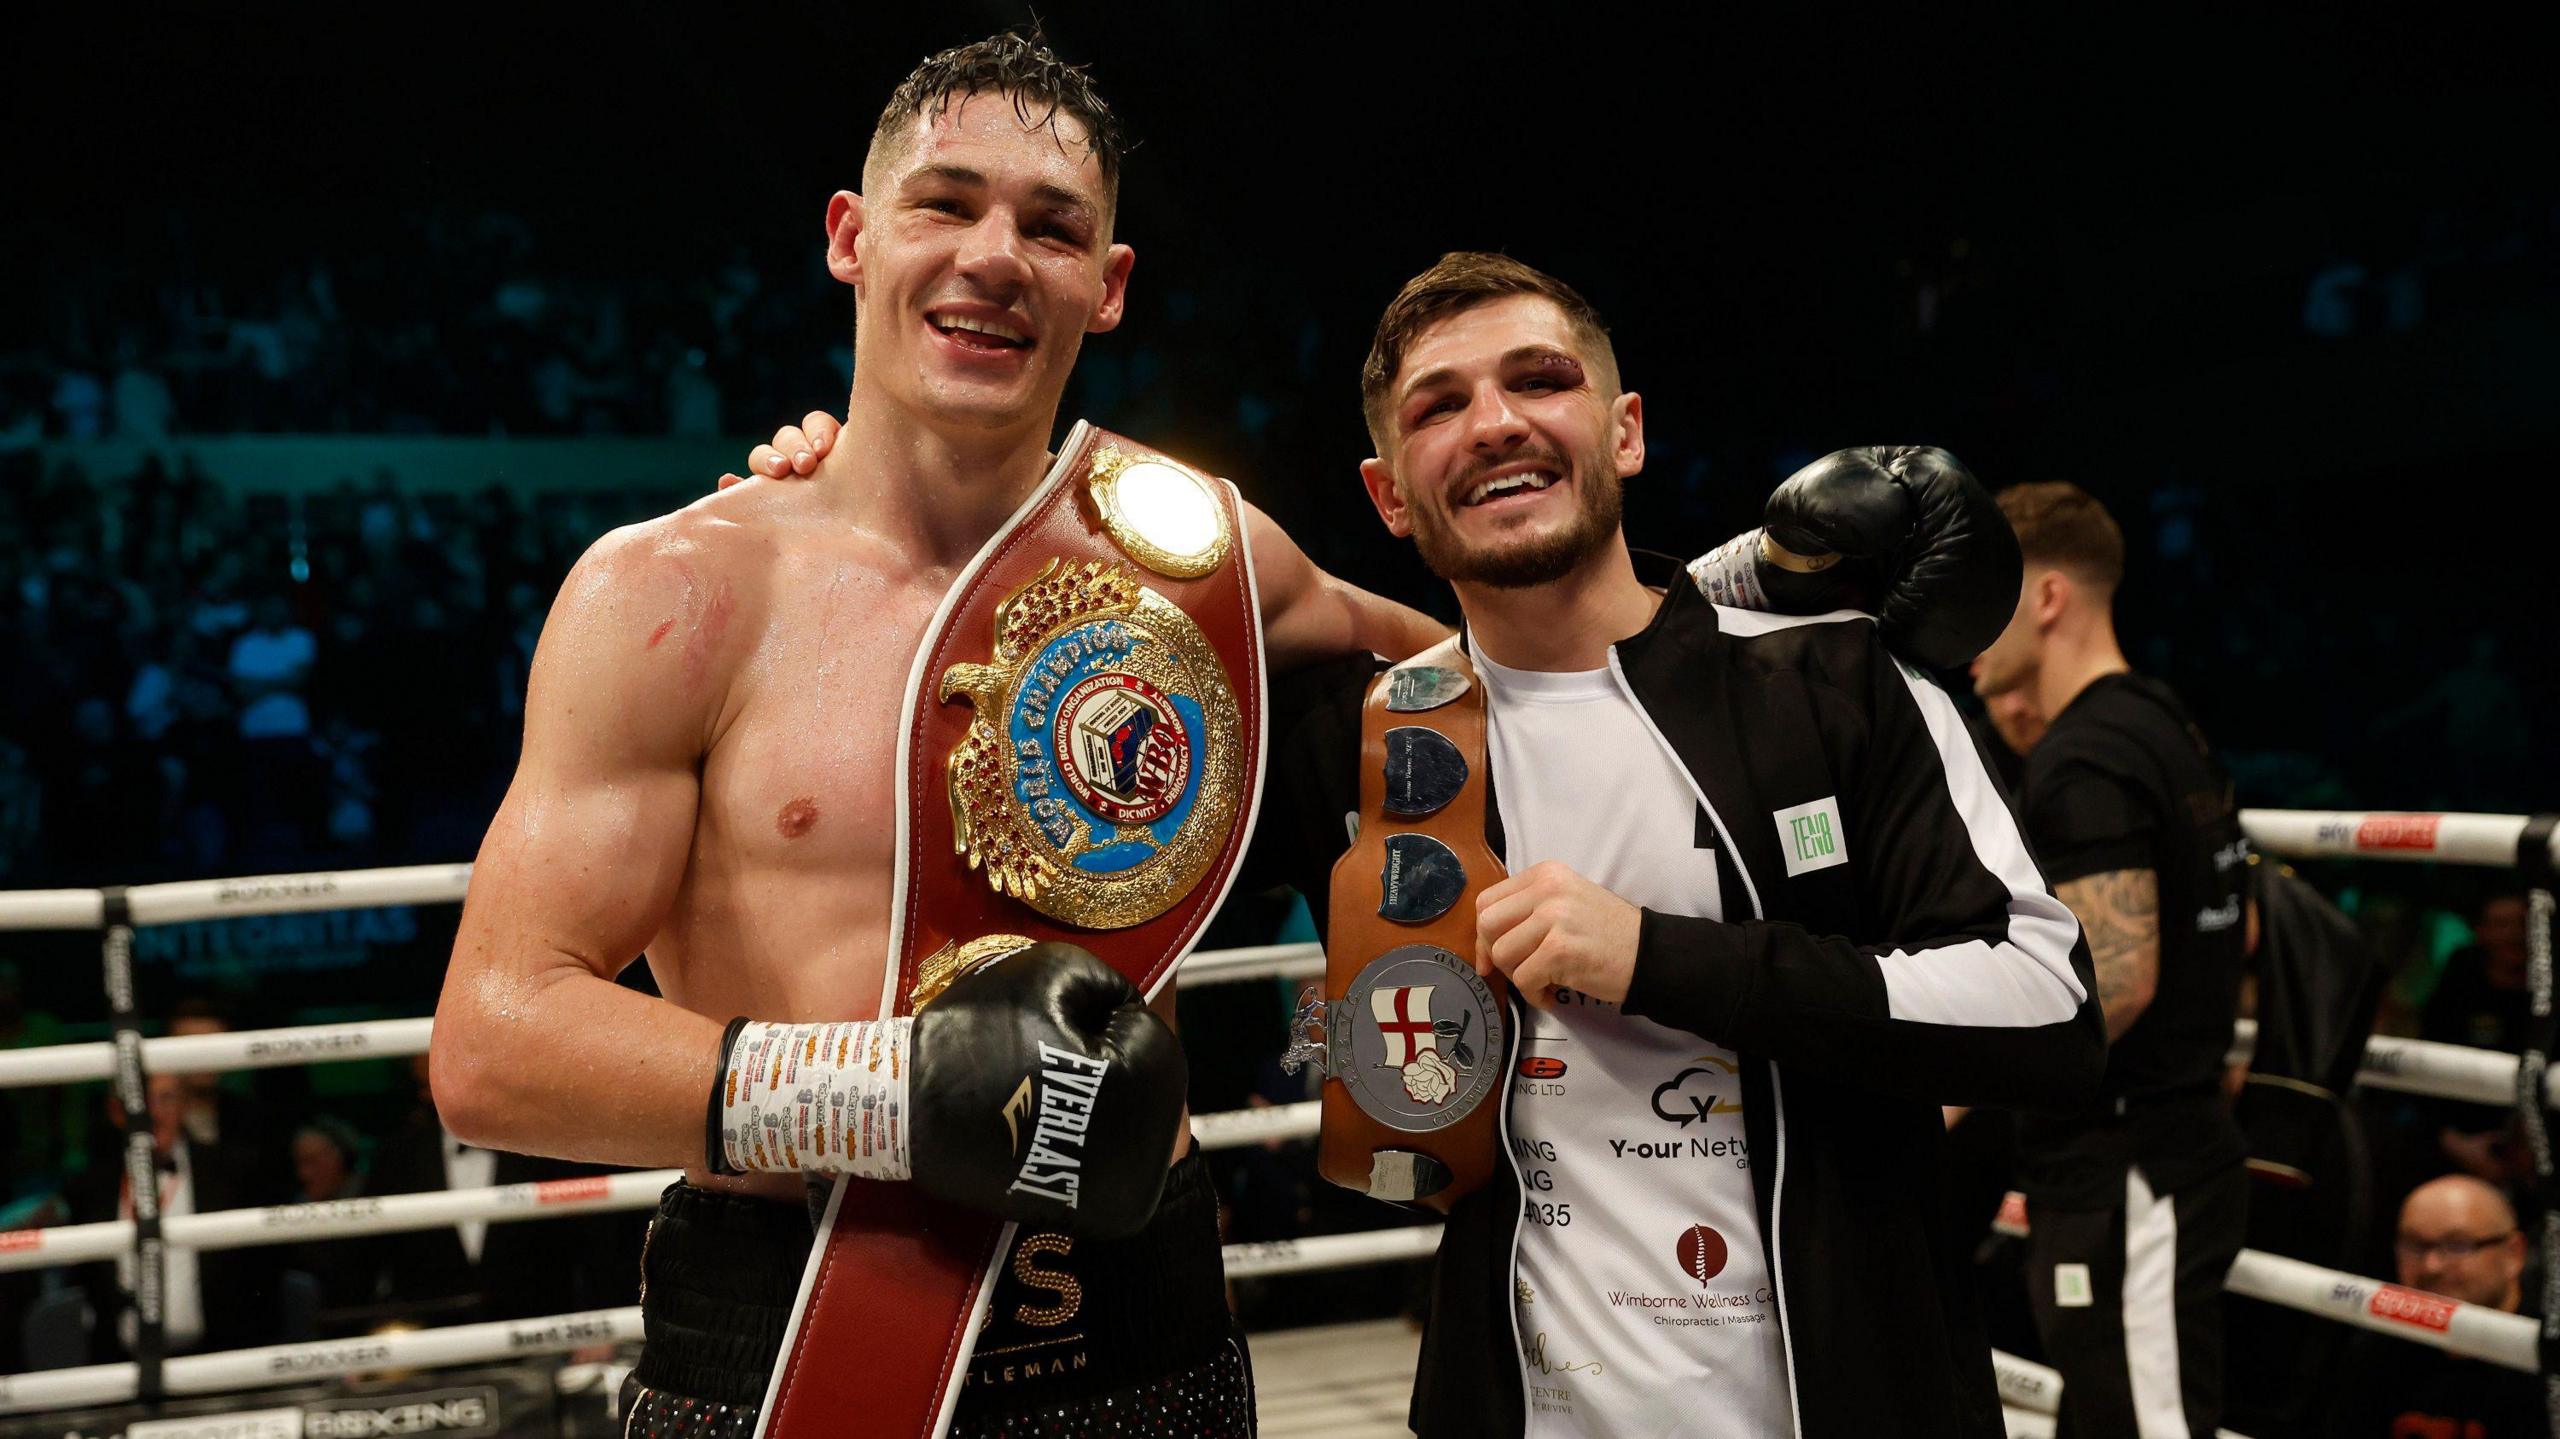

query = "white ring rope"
[[1189, 1099, 1321, 1152], [2225, 1019, 2560, 1110], [0, 889, 112, 931], [1988, 1194, 2539, 1372], [0, 1305, 643, 1414], [2223, 1247, 2538, 1371], [2240, 809, 2559, 869], [0, 1017, 436, 1090], [1, 809, 2548, 1414], [0, 1227, 1448, 1414], [0, 805, 2542, 936], [0, 949, 1314, 1091], [1222, 1225, 1444, 1280], [0, 1170, 675, 1274], [12, 1006, 2554, 1120], [1991, 1351, 2251, 1437], [0, 1107, 1328, 1273], [1175, 941, 1324, 986]]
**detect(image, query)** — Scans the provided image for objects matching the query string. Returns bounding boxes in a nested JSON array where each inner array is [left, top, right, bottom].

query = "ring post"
[[100, 887, 167, 1406]]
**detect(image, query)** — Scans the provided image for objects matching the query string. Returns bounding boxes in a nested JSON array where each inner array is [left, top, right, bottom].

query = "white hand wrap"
[[718, 1019, 912, 1179], [1687, 530, 1770, 611]]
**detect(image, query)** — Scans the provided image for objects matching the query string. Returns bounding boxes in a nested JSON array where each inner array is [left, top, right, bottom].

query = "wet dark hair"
[[868, 29, 1125, 216]]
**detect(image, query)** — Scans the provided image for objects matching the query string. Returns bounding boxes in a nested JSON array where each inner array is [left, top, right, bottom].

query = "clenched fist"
[[1474, 860, 1642, 1009]]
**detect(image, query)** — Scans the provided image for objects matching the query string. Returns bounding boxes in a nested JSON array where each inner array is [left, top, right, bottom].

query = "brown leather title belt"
[[754, 421, 1267, 1439], [1289, 639, 1510, 1213]]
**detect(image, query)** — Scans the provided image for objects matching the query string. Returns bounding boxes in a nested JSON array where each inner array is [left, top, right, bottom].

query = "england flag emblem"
[[1373, 985, 1461, 1105]]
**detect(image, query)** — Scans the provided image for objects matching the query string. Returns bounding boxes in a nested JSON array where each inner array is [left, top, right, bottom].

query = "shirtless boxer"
[[429, 33, 1440, 1438]]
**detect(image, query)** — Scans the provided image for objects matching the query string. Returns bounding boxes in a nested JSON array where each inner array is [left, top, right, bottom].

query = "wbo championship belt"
[[753, 422, 1266, 1439], [1285, 639, 1511, 1212]]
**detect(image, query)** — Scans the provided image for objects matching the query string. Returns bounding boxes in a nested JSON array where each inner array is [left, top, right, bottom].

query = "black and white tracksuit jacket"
[[1243, 550, 2106, 1438]]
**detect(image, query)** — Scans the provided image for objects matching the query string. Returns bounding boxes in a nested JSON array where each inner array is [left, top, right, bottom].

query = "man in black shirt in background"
[[1970, 482, 2250, 1439], [2421, 892, 2536, 1190]]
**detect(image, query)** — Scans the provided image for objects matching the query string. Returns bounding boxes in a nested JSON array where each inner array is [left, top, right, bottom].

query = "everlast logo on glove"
[[1007, 1042, 1111, 1208]]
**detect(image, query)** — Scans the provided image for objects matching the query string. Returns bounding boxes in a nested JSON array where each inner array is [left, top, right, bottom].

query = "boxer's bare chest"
[[651, 540, 956, 1025]]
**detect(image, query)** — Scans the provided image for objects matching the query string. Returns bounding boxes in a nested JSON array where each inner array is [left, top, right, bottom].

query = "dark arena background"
[[2, 6, 2553, 1437]]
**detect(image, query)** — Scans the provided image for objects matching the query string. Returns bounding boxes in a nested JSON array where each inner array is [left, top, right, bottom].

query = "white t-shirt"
[[1476, 646, 1788, 1439]]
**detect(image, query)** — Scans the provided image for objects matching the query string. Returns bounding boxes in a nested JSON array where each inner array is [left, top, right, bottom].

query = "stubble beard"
[[1407, 458, 1625, 590]]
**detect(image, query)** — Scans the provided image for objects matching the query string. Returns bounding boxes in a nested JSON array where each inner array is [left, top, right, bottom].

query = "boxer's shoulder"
[[565, 504, 770, 621], [541, 502, 781, 720]]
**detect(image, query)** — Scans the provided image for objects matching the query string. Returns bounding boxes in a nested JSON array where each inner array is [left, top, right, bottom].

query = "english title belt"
[[1287, 638, 1512, 1212], [753, 421, 1267, 1439]]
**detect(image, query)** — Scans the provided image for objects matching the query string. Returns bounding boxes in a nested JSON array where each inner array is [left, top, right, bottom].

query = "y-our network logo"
[[1773, 796, 1847, 878]]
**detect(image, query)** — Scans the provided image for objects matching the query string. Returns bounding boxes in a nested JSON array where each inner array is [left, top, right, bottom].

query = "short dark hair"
[[866, 30, 1125, 217], [1360, 252, 1617, 454], [1995, 481, 2125, 590]]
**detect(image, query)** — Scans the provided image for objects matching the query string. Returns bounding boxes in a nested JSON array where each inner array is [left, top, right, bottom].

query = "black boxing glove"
[[1686, 446, 2022, 671], [708, 942, 1185, 1239]]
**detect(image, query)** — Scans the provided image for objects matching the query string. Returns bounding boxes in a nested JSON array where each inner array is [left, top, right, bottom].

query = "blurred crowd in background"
[[1, 8, 2553, 1428]]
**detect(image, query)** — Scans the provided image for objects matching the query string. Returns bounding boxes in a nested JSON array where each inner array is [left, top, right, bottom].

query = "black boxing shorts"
[[622, 1151, 1253, 1438]]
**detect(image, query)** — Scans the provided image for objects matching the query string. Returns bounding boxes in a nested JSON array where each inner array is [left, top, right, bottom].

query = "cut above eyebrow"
[[1399, 345, 1584, 406]]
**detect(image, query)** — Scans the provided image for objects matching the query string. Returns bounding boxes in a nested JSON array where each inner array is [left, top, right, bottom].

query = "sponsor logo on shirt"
[[1675, 1223, 1729, 1282], [1649, 1055, 1743, 1127], [1518, 1057, 1567, 1079], [2196, 896, 2243, 933], [2053, 1262, 2094, 1308], [1772, 796, 1848, 877]]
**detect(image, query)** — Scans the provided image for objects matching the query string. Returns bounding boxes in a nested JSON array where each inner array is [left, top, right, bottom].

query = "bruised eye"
[[1518, 355, 1586, 391]]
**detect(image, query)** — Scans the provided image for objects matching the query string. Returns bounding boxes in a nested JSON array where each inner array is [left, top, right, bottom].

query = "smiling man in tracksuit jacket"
[[1243, 253, 2105, 1437]]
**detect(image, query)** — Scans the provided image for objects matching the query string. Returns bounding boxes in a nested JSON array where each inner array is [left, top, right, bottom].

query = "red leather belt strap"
[[755, 422, 1267, 1438]]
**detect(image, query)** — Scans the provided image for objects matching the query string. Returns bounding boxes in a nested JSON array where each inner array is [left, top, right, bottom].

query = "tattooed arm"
[[2055, 868, 2159, 1044]]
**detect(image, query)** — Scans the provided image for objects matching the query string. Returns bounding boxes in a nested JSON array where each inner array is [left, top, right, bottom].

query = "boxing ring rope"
[[0, 1017, 438, 1089], [0, 1171, 675, 1274], [8, 1008, 2546, 1122], [0, 946, 1319, 1090], [0, 1306, 647, 1414], [1992, 1351, 2251, 1439], [0, 1105, 1327, 1275], [0, 1230, 1450, 1413], [2238, 809, 2560, 870], [0, 806, 2550, 1421], [1985, 1193, 2541, 1372], [6, 805, 2544, 939]]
